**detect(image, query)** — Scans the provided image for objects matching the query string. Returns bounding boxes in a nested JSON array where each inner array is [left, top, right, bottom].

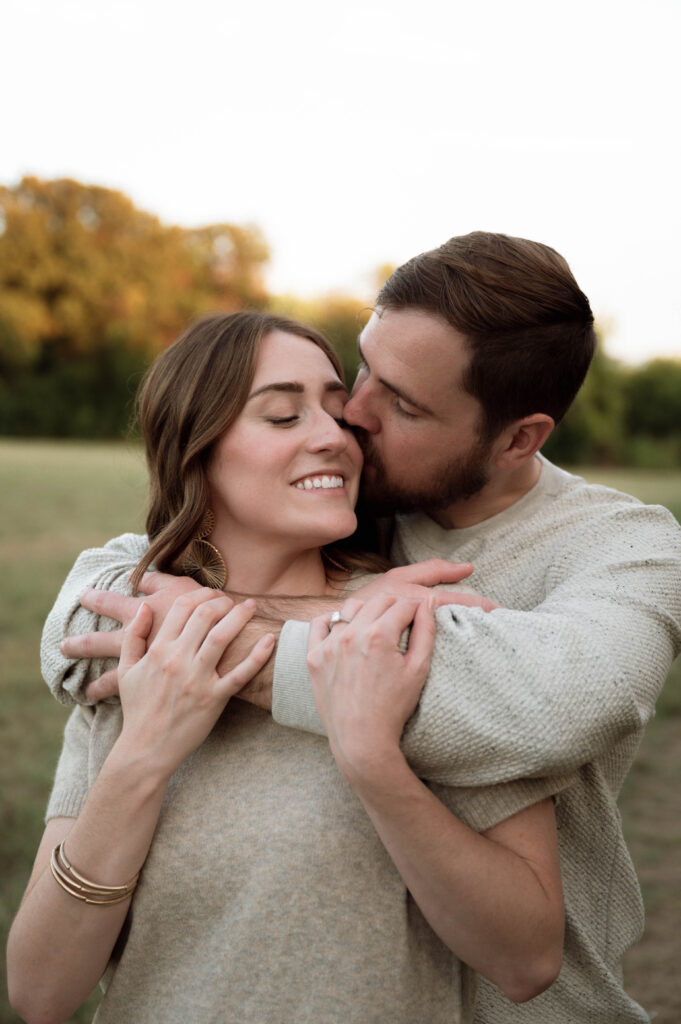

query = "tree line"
[[0, 177, 679, 466]]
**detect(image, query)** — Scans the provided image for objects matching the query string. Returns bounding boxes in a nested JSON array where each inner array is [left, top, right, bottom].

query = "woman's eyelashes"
[[265, 409, 351, 428]]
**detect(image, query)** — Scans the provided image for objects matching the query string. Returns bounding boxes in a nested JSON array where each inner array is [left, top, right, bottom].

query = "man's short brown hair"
[[377, 231, 596, 440]]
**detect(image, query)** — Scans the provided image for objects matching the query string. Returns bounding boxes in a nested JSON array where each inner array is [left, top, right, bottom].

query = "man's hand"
[[352, 560, 500, 612]]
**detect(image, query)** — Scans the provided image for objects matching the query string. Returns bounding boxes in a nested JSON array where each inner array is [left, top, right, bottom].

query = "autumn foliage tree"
[[0, 177, 269, 435], [0, 177, 678, 462]]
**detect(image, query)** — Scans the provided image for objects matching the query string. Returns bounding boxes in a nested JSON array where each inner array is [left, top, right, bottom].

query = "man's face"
[[343, 308, 494, 515]]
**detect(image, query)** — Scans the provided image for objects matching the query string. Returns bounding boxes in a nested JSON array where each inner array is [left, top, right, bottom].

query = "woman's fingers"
[[357, 595, 420, 640], [334, 594, 417, 643], [153, 587, 231, 645], [216, 632, 276, 699], [178, 593, 236, 652], [119, 602, 154, 676], [309, 612, 333, 649], [196, 598, 257, 670], [404, 598, 436, 673], [84, 669, 120, 703]]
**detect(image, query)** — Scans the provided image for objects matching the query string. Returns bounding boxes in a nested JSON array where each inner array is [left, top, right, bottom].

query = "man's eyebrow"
[[356, 337, 434, 416], [247, 380, 347, 400]]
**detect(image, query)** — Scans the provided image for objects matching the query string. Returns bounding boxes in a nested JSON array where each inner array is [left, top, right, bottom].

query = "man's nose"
[[344, 382, 380, 433]]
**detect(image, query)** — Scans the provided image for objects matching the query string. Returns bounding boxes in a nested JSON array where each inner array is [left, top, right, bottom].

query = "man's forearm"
[[224, 594, 339, 709]]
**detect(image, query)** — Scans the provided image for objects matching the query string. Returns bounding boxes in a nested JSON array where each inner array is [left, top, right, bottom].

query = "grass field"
[[1, 440, 679, 1023]]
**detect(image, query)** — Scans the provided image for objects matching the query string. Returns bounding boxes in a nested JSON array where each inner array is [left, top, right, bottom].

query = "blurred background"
[[1, 0, 679, 1020]]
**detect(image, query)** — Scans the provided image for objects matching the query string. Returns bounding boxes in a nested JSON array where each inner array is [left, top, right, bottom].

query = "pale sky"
[[2, 0, 680, 364]]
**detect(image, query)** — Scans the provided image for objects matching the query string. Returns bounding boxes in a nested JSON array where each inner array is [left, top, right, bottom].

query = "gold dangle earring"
[[181, 509, 227, 589]]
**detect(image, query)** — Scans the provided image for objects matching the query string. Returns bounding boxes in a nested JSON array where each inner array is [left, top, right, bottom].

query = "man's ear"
[[494, 414, 555, 471]]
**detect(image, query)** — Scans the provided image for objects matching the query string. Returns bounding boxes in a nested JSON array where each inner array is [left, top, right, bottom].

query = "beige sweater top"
[[44, 572, 569, 1023], [42, 458, 681, 1023]]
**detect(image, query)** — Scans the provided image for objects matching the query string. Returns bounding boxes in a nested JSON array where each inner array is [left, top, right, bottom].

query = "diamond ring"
[[329, 610, 353, 628]]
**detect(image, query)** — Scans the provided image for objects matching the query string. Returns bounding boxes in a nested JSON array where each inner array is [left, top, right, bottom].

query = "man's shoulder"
[[537, 458, 680, 534], [394, 458, 680, 565], [71, 531, 150, 569]]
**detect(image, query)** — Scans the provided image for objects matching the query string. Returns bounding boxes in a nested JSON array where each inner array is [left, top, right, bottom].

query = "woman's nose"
[[306, 411, 348, 453]]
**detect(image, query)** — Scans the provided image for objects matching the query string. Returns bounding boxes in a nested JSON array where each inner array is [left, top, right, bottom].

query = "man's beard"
[[356, 430, 492, 516]]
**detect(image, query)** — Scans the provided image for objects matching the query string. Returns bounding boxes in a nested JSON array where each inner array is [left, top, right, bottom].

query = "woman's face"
[[207, 330, 363, 555]]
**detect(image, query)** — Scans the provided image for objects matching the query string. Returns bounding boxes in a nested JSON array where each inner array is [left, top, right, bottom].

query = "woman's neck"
[[212, 532, 336, 597]]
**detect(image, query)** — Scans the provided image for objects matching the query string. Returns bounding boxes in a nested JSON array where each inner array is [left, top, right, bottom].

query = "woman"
[[8, 312, 564, 1023]]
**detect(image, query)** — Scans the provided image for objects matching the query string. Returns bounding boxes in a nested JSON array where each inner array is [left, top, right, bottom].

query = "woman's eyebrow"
[[247, 380, 346, 401]]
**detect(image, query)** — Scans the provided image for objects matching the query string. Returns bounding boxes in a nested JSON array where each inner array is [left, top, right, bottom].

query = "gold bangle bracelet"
[[51, 850, 136, 900], [50, 843, 138, 906], [59, 842, 139, 892]]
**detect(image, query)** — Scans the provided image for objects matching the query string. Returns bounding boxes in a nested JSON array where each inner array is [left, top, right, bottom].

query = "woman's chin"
[[309, 511, 358, 547]]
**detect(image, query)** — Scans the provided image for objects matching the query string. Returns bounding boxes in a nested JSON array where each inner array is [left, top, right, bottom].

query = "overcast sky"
[[3, 0, 680, 364]]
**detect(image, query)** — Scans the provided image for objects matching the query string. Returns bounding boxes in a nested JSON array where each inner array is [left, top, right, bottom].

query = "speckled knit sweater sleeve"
[[41, 532, 148, 705]]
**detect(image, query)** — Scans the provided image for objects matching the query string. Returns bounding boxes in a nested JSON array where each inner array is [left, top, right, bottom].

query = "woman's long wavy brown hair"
[[129, 311, 387, 592]]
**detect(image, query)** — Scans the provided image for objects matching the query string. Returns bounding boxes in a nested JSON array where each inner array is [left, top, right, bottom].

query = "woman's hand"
[[117, 589, 275, 778], [307, 594, 436, 786]]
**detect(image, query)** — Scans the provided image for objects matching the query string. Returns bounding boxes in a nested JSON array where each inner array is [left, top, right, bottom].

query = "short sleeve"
[[45, 705, 94, 821], [430, 772, 576, 833]]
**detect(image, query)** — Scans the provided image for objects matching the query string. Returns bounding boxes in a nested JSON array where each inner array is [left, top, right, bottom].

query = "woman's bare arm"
[[8, 593, 274, 1024], [307, 596, 564, 1003]]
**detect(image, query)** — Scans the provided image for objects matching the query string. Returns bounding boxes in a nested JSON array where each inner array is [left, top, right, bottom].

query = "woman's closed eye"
[[267, 415, 299, 426]]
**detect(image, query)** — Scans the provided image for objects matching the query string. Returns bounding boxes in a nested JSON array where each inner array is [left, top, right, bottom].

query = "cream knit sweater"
[[271, 456, 681, 1023], [42, 457, 681, 1022]]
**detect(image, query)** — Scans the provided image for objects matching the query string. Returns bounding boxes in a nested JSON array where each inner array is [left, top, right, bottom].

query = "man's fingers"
[[392, 559, 474, 587], [80, 587, 139, 623], [60, 629, 123, 660], [436, 593, 500, 613], [137, 571, 198, 595], [84, 668, 120, 703]]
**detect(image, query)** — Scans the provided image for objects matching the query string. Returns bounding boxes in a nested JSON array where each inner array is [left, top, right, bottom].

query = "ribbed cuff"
[[45, 787, 89, 823], [272, 620, 325, 736]]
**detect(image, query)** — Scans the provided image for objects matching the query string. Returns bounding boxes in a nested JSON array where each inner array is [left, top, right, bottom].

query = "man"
[[44, 232, 681, 1022]]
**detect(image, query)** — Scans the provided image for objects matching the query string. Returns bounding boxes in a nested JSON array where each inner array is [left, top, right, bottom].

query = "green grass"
[[1, 442, 679, 1022], [575, 465, 681, 524], [1, 440, 147, 1023]]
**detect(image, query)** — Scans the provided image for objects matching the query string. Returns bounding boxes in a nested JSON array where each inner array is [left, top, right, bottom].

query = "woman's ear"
[[494, 414, 555, 471]]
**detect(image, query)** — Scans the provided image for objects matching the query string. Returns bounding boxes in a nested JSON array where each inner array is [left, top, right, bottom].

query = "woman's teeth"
[[294, 475, 344, 490]]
